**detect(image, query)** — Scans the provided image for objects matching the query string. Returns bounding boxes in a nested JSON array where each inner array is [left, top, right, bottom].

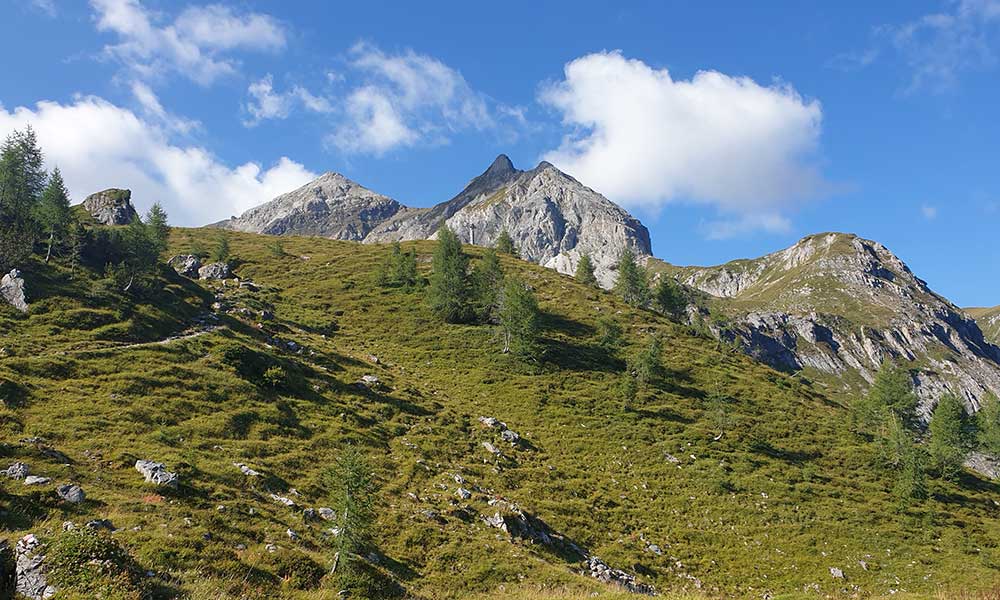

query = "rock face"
[[15, 534, 55, 600], [217, 155, 652, 287], [671, 232, 1000, 417], [82, 188, 138, 225], [168, 255, 202, 278], [1, 269, 28, 312], [222, 172, 405, 240], [198, 262, 231, 280]]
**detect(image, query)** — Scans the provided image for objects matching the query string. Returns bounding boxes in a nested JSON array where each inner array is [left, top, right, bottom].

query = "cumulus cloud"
[[327, 42, 497, 155], [0, 95, 316, 226], [90, 0, 286, 85], [243, 74, 333, 127], [540, 51, 825, 236]]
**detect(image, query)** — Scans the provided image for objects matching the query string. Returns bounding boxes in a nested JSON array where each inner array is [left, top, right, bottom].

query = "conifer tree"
[[497, 277, 540, 359], [929, 393, 966, 480], [0, 127, 46, 271], [145, 203, 170, 257], [614, 248, 649, 308], [427, 225, 472, 323], [495, 229, 518, 257], [472, 248, 504, 322], [977, 391, 1000, 455], [575, 254, 598, 287], [35, 167, 72, 262], [851, 361, 918, 433], [654, 276, 687, 321], [323, 447, 377, 590]]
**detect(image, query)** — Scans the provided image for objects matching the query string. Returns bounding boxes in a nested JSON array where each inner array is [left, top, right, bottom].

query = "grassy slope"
[[2, 228, 1000, 599], [968, 306, 1000, 345]]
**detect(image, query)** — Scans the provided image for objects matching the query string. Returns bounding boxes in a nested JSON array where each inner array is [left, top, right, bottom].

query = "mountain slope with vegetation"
[[969, 306, 1000, 345], [652, 232, 1000, 417], [3, 225, 1000, 599]]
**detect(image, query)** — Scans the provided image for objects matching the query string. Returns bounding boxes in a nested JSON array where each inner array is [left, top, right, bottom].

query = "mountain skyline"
[[1, 1, 998, 306]]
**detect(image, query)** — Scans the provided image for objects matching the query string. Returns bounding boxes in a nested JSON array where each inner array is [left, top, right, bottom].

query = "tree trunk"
[[45, 232, 54, 263]]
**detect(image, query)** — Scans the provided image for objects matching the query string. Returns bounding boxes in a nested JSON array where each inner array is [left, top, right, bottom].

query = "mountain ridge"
[[217, 155, 652, 287], [656, 231, 1000, 415]]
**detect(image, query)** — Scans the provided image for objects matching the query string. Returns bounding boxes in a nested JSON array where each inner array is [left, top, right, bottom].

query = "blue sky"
[[1, 1, 998, 306]]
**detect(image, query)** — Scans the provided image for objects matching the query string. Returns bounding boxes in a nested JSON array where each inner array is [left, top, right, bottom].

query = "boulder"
[[317, 507, 336, 521], [0, 269, 28, 313], [198, 262, 231, 280], [134, 459, 179, 489], [15, 534, 55, 600], [55, 484, 85, 504], [456, 488, 472, 500], [23, 476, 50, 486], [234, 462, 260, 477], [82, 188, 138, 225], [500, 429, 520, 444], [168, 255, 202, 278], [4, 462, 29, 480]]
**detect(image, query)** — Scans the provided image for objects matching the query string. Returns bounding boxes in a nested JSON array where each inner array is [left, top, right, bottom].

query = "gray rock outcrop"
[[217, 155, 652, 288], [168, 255, 202, 278], [198, 262, 231, 280], [135, 459, 179, 489], [82, 188, 138, 225], [676, 232, 1000, 417], [1, 269, 28, 312], [15, 534, 55, 600], [56, 484, 85, 504]]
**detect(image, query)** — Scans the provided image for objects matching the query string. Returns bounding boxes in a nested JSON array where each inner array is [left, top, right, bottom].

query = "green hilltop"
[[3, 226, 1000, 599], [968, 305, 1000, 345]]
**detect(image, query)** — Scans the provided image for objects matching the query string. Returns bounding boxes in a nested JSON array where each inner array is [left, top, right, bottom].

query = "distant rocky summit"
[[667, 232, 1000, 416], [218, 155, 652, 287], [82, 188, 138, 225]]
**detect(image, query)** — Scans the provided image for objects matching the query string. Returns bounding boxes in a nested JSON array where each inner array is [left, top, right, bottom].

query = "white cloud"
[[243, 75, 333, 127], [869, 0, 1000, 92], [921, 204, 939, 220], [31, 0, 57, 17], [0, 96, 316, 226], [90, 0, 286, 85], [540, 51, 825, 235], [130, 81, 200, 134], [703, 213, 792, 240], [327, 42, 496, 155]]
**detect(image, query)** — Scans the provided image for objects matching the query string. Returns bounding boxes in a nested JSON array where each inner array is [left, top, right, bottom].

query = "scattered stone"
[[15, 534, 56, 600], [167, 255, 201, 278], [453, 474, 465, 484], [234, 463, 260, 477], [55, 484, 84, 504], [318, 507, 336, 521], [360, 375, 381, 387], [85, 519, 114, 531], [478, 416, 503, 429], [264, 543, 277, 553], [4, 462, 29, 480], [23, 476, 50, 486], [646, 544, 663, 556], [456, 488, 472, 500], [302, 508, 317, 522], [586, 556, 655, 595], [198, 262, 231, 280], [1, 270, 28, 313], [286, 529, 298, 540], [830, 567, 845, 579], [238, 280, 258, 291], [664, 453, 680, 464], [500, 429, 520, 444], [270, 493, 297, 508], [83, 188, 137, 225], [482, 442, 500, 455], [367, 354, 380, 364], [134, 460, 179, 489], [235, 543, 247, 551]]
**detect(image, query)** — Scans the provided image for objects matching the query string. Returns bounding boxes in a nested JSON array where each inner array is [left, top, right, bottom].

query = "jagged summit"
[[221, 154, 652, 287], [666, 231, 1000, 414]]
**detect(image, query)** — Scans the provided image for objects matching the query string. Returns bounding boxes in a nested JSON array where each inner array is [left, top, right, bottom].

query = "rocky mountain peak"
[[484, 154, 516, 178], [673, 232, 1000, 414]]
